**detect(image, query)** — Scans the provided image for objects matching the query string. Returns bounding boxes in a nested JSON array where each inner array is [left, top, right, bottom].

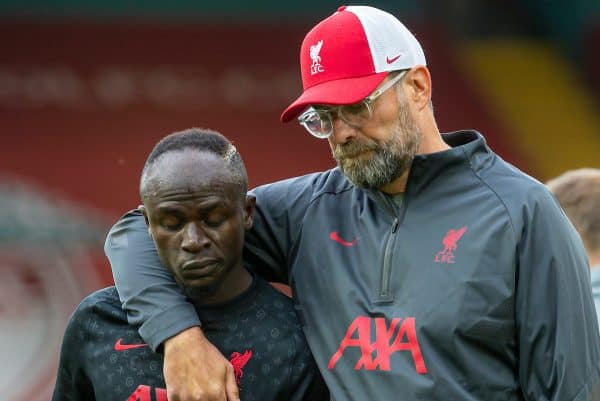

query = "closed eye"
[[160, 215, 184, 230]]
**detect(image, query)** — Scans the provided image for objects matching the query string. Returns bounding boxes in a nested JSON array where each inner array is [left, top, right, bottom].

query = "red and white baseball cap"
[[281, 5, 427, 122]]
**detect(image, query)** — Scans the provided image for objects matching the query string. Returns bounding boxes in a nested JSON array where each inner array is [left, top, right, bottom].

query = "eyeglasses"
[[297, 70, 408, 139]]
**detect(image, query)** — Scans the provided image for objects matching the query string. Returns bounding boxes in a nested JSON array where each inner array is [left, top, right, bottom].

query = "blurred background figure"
[[547, 169, 600, 327], [0, 1, 599, 400]]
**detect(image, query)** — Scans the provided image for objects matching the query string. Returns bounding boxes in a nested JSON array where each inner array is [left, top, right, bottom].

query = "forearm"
[[105, 209, 200, 350]]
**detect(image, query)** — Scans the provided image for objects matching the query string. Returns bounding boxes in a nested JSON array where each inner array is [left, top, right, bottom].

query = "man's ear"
[[244, 194, 256, 230], [406, 65, 432, 112]]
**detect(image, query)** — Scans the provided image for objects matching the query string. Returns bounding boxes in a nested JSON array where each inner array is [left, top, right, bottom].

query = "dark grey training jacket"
[[106, 131, 600, 401]]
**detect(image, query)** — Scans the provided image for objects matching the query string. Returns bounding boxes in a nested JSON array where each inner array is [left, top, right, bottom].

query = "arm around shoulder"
[[104, 209, 201, 350]]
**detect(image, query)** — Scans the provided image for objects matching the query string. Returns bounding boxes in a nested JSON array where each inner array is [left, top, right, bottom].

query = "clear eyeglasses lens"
[[338, 102, 371, 126], [299, 109, 333, 138]]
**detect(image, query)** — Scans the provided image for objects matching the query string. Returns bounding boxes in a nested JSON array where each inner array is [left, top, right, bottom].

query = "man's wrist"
[[163, 326, 204, 353]]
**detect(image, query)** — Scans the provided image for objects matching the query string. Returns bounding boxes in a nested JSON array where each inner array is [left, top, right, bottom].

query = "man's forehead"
[[146, 149, 234, 190]]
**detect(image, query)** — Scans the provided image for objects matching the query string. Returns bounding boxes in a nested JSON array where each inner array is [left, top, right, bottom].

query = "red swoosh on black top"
[[114, 338, 148, 351], [330, 231, 358, 247]]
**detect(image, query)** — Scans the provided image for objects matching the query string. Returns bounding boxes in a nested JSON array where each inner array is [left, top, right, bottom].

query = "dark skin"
[[140, 149, 255, 305], [140, 149, 255, 401]]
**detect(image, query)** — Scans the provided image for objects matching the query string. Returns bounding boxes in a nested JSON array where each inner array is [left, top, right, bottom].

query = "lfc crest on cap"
[[310, 40, 324, 75]]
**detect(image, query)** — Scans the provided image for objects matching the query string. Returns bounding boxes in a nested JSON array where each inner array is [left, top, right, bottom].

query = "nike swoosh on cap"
[[386, 54, 402, 64]]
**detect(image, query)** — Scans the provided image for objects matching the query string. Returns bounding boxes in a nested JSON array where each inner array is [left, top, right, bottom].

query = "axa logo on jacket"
[[327, 316, 427, 374]]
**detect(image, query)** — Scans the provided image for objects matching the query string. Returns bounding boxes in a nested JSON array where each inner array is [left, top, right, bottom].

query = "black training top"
[[52, 276, 328, 401]]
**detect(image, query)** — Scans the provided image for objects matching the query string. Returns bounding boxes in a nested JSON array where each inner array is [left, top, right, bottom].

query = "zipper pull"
[[391, 218, 399, 233]]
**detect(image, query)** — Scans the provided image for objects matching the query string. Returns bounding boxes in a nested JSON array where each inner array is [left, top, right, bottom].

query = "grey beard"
[[339, 142, 412, 189], [333, 108, 421, 189]]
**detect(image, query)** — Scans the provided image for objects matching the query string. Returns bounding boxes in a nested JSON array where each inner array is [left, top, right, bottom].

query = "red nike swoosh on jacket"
[[330, 231, 358, 247]]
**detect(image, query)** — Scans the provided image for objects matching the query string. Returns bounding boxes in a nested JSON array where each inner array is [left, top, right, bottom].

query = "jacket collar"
[[406, 130, 492, 195], [361, 130, 492, 205]]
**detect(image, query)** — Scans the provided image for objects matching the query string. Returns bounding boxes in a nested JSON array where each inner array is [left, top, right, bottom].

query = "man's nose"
[[181, 223, 210, 253], [329, 116, 358, 145]]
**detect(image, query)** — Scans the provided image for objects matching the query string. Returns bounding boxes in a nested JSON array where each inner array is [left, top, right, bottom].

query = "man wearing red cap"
[[105, 5, 600, 401]]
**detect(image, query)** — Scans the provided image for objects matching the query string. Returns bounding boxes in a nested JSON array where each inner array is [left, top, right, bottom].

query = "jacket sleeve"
[[244, 174, 319, 285], [515, 188, 600, 401], [104, 209, 201, 351], [51, 305, 95, 401]]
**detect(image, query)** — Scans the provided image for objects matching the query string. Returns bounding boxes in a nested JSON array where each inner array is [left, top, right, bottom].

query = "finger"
[[166, 387, 180, 401], [225, 366, 240, 401]]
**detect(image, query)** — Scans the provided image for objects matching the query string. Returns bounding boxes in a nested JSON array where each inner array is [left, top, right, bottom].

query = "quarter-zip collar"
[[408, 130, 492, 195], [363, 130, 490, 215]]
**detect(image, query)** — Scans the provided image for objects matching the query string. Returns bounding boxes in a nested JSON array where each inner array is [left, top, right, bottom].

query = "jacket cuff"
[[138, 303, 201, 351]]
